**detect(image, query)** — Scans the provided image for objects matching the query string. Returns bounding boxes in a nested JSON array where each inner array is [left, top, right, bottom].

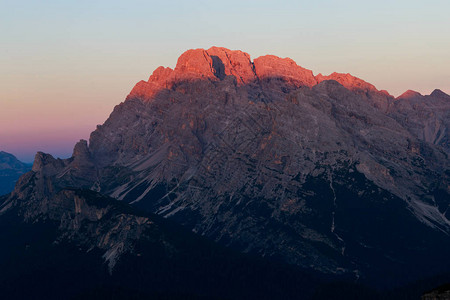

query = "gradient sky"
[[1, 0, 449, 162]]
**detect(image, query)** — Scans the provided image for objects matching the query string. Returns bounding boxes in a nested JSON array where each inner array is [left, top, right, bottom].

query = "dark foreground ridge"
[[0, 189, 377, 299], [1, 47, 449, 299]]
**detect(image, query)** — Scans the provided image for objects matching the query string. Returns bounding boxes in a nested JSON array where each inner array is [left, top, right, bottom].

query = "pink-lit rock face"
[[206, 46, 256, 84], [396, 89, 422, 100], [148, 66, 174, 85], [127, 47, 398, 103], [126, 81, 159, 101], [127, 67, 175, 101], [253, 55, 317, 87], [127, 47, 325, 101], [315, 72, 378, 94], [380, 90, 391, 96], [315, 72, 394, 111], [128, 47, 256, 101], [174, 49, 217, 80]]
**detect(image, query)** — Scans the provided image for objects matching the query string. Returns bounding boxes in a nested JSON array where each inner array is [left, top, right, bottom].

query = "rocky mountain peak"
[[430, 89, 450, 99], [127, 47, 322, 101], [170, 47, 258, 83], [206, 46, 256, 84], [397, 89, 422, 100], [72, 139, 90, 157], [72, 139, 94, 169], [32, 152, 57, 172], [380, 90, 391, 96], [174, 48, 218, 80], [253, 55, 317, 87], [126, 47, 399, 105], [0, 151, 25, 170], [148, 66, 174, 85], [315, 72, 378, 93]]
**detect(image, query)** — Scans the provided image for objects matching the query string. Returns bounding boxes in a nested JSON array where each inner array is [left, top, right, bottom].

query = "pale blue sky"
[[1, 0, 449, 161]]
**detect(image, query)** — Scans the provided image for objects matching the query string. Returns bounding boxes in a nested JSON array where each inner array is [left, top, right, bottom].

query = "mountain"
[[389, 89, 450, 153], [0, 151, 31, 195], [1, 47, 449, 298]]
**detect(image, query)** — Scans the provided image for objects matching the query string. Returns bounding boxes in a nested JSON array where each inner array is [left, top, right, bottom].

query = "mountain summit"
[[128, 47, 389, 103], [1, 47, 449, 298]]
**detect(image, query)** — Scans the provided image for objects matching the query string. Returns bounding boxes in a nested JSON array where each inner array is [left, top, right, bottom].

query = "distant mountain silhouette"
[[0, 151, 31, 195]]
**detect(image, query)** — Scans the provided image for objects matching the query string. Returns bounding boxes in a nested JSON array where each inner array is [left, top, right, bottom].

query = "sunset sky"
[[1, 0, 449, 162]]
